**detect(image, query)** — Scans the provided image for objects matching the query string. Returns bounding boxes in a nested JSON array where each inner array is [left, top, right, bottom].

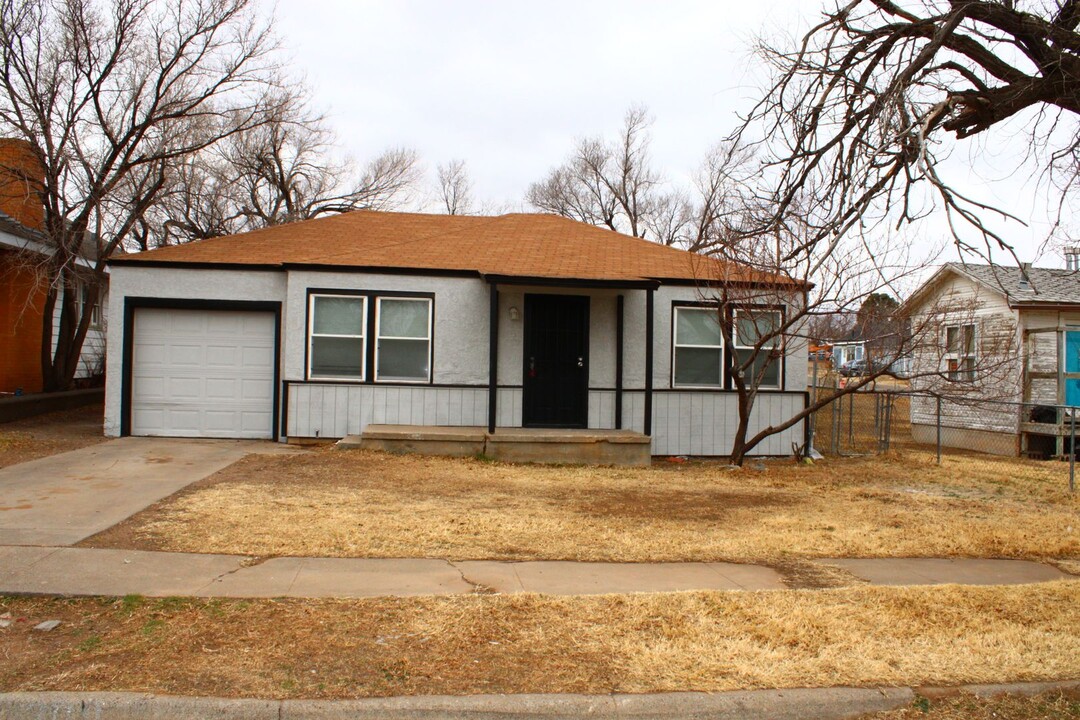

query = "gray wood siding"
[[909, 272, 1022, 434], [286, 383, 805, 457]]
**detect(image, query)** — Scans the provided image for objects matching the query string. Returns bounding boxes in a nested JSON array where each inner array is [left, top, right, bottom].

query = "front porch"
[[338, 424, 652, 466]]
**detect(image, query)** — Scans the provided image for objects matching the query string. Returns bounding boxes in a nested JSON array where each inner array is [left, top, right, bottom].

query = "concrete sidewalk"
[[0, 437, 297, 546], [2, 681, 1077, 720], [0, 545, 1071, 598]]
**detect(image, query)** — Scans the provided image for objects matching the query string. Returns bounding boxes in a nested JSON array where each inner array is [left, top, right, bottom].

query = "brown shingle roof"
[[111, 210, 768, 284]]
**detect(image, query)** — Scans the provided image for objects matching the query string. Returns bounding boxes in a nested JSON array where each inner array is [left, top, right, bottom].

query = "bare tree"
[[527, 105, 661, 238], [528, 106, 749, 252], [732, 0, 1080, 263], [0, 0, 288, 391], [436, 159, 474, 215], [142, 97, 420, 247]]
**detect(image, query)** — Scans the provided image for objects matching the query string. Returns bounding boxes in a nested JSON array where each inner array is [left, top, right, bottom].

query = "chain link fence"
[[808, 380, 1077, 492]]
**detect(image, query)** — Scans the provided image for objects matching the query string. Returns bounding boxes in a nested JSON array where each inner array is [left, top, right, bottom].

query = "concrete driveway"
[[0, 436, 297, 546]]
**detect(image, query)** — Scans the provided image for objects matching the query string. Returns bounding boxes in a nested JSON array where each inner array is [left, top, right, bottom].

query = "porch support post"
[[644, 288, 654, 436], [488, 283, 499, 434], [615, 294, 624, 430]]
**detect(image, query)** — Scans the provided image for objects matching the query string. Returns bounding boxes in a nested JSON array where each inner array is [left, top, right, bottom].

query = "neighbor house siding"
[[0, 246, 45, 393], [908, 272, 1022, 436]]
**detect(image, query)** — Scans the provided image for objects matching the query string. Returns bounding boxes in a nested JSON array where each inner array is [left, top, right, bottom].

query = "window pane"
[[313, 296, 364, 336], [310, 336, 364, 378], [946, 326, 958, 354], [378, 338, 429, 380], [676, 308, 721, 346], [736, 310, 780, 347], [737, 349, 780, 387], [962, 325, 975, 355], [380, 299, 429, 338], [674, 347, 721, 386]]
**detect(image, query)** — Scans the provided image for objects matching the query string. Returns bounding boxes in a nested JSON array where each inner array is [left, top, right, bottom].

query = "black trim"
[[107, 260, 283, 271], [120, 297, 283, 441], [280, 380, 290, 438], [304, 288, 436, 386], [644, 288, 654, 436], [483, 274, 660, 290], [287, 263, 478, 278], [615, 294, 624, 430], [488, 284, 498, 434]]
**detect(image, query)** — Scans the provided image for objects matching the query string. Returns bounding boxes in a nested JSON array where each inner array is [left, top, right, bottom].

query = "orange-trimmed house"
[[104, 210, 809, 457], [0, 139, 106, 395]]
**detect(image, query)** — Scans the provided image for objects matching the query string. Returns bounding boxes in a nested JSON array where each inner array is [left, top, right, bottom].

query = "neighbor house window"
[[672, 306, 723, 387], [308, 294, 366, 380], [75, 280, 103, 329], [733, 308, 782, 389], [945, 323, 976, 382], [375, 297, 432, 383]]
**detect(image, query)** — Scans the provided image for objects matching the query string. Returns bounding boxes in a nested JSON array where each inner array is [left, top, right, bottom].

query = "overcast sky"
[[269, 0, 1064, 268]]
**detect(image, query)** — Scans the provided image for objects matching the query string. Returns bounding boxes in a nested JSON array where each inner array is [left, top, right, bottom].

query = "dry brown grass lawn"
[[0, 403, 105, 469], [1, 583, 1078, 698], [866, 692, 1080, 719], [83, 446, 1080, 564]]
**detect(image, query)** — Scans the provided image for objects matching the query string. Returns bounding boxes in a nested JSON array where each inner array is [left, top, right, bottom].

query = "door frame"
[[521, 293, 590, 429], [120, 297, 282, 439]]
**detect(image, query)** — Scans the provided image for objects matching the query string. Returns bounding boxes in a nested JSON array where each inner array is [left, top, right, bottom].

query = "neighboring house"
[[831, 337, 864, 370], [0, 138, 106, 394], [103, 211, 809, 456], [901, 260, 1080, 457]]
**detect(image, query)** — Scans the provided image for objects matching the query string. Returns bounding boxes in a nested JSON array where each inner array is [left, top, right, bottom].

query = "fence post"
[[884, 393, 893, 453], [848, 390, 855, 447], [1070, 412, 1076, 493], [935, 396, 942, 465], [809, 356, 818, 452]]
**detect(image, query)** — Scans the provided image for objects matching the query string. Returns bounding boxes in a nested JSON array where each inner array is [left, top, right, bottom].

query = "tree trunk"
[[40, 265, 93, 392], [729, 390, 755, 466]]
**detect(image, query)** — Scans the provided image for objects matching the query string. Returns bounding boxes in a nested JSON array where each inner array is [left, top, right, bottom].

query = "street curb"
[[1, 681, 1077, 719]]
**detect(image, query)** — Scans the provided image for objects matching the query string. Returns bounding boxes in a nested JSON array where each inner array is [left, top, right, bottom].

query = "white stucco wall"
[[103, 265, 287, 436], [106, 263, 807, 455]]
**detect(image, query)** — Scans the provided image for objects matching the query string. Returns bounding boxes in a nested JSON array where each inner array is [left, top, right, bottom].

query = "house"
[[901, 260, 1080, 457], [103, 210, 808, 457], [0, 138, 105, 394]]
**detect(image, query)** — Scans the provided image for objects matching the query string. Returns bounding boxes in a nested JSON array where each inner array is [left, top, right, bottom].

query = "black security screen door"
[[522, 294, 589, 428]]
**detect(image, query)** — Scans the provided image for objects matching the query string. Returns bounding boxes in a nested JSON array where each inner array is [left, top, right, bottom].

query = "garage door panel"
[[241, 378, 272, 401], [131, 308, 275, 439]]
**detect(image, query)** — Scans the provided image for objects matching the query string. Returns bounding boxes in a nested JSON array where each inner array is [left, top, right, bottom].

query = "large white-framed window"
[[672, 305, 724, 388], [733, 308, 782, 389], [308, 294, 366, 380], [375, 297, 432, 383], [945, 323, 976, 382]]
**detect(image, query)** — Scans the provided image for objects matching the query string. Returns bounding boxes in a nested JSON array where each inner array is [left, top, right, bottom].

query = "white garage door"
[[131, 308, 276, 439]]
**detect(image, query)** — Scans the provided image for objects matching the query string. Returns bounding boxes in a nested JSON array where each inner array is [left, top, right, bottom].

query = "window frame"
[[75, 278, 103, 330], [374, 296, 433, 384], [307, 293, 368, 382], [731, 307, 784, 390], [671, 304, 725, 389], [944, 322, 977, 382]]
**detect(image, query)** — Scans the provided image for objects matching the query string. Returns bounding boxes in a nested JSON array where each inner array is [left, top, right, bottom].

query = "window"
[[733, 308, 782, 388], [308, 294, 366, 380], [945, 323, 976, 382], [75, 280, 103, 329], [375, 297, 432, 383], [672, 306, 724, 387]]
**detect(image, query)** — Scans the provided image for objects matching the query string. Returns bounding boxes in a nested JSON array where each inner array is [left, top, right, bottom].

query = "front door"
[[522, 294, 589, 428]]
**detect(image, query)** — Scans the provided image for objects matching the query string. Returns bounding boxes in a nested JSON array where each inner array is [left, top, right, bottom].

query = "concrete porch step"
[[338, 425, 652, 466]]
